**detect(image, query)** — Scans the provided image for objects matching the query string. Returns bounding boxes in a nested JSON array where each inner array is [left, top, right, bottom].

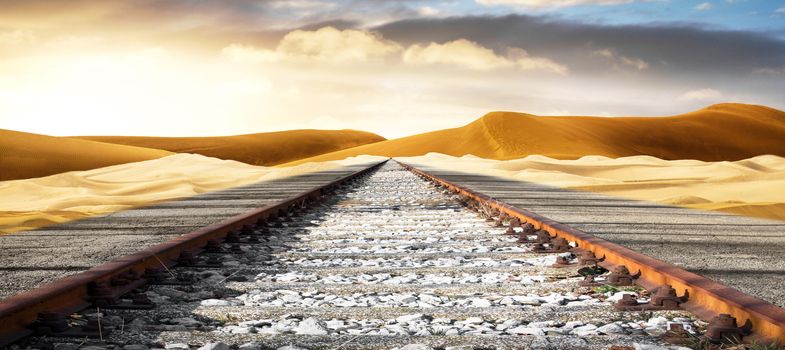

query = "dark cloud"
[[373, 15, 785, 76]]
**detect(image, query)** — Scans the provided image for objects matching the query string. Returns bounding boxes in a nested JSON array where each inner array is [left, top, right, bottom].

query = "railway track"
[[1, 161, 783, 349]]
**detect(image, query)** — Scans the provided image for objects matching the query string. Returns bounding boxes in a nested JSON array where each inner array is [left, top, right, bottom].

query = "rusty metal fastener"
[[144, 267, 166, 282], [225, 231, 241, 243], [613, 286, 688, 311], [532, 237, 573, 253], [579, 275, 604, 287], [552, 255, 574, 268], [494, 212, 507, 227], [506, 217, 521, 234], [177, 250, 197, 266], [650, 285, 689, 309], [132, 293, 153, 306], [534, 229, 553, 244], [607, 265, 641, 286], [704, 314, 752, 344], [34, 312, 69, 334], [205, 239, 223, 253], [578, 250, 606, 266], [89, 280, 115, 307]]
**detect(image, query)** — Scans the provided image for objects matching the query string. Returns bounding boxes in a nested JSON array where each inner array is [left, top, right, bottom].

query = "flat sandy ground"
[[399, 153, 785, 222], [0, 154, 386, 234]]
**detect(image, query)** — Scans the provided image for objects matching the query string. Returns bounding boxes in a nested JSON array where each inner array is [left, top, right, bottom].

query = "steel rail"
[[399, 161, 785, 343], [0, 160, 387, 347]]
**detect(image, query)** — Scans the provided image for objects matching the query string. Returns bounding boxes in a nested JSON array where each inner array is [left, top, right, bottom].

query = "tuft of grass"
[[593, 285, 619, 294]]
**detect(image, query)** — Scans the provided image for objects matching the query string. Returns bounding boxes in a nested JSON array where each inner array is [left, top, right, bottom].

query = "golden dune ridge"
[[288, 103, 785, 165], [0, 129, 174, 181], [399, 153, 785, 222], [77, 129, 385, 167], [0, 153, 387, 234]]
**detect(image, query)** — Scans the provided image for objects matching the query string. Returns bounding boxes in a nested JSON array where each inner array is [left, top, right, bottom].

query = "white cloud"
[[0, 30, 35, 45], [592, 49, 649, 70], [476, 0, 633, 8], [753, 67, 785, 75], [403, 39, 568, 74], [222, 27, 401, 64], [679, 88, 723, 101], [417, 6, 441, 16], [694, 2, 713, 11], [776, 6, 785, 14]]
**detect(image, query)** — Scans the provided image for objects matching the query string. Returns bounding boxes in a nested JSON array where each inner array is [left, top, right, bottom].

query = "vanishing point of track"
[[1, 160, 784, 349]]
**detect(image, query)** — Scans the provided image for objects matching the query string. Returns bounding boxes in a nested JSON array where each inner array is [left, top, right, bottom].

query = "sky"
[[0, 0, 783, 139]]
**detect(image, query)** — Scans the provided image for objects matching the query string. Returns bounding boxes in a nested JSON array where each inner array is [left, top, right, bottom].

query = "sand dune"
[[398, 153, 785, 222], [289, 103, 785, 165], [77, 129, 385, 166], [0, 153, 386, 234], [0, 129, 173, 181]]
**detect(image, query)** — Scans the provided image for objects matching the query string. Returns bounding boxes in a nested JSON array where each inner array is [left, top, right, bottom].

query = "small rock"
[[528, 320, 557, 328], [396, 313, 424, 324], [634, 345, 693, 350], [200, 299, 232, 307], [571, 324, 598, 336], [607, 292, 637, 302], [294, 317, 328, 335], [400, 344, 433, 350], [164, 344, 189, 350], [469, 298, 491, 307], [198, 343, 229, 350], [238, 343, 262, 350], [597, 323, 626, 335], [123, 345, 149, 350], [506, 326, 545, 335], [463, 317, 484, 324]]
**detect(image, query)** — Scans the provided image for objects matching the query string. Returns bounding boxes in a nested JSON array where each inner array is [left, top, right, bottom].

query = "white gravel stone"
[[200, 299, 233, 306], [399, 344, 433, 350], [164, 344, 189, 350], [396, 313, 424, 324], [571, 324, 599, 336], [294, 317, 328, 335], [469, 298, 491, 307], [198, 343, 230, 350], [506, 326, 545, 335], [238, 343, 262, 350], [597, 323, 626, 335]]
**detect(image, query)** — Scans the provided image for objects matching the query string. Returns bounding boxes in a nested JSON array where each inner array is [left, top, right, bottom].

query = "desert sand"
[[0, 153, 386, 234], [288, 103, 785, 165], [398, 153, 785, 222], [0, 129, 173, 181], [77, 129, 385, 166]]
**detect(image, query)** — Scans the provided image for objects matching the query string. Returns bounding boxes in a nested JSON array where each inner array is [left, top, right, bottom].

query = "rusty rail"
[[0, 160, 387, 347], [399, 161, 785, 344]]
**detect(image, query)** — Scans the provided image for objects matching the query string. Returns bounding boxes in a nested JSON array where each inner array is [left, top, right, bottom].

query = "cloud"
[[592, 49, 649, 70], [754, 67, 785, 75], [222, 27, 401, 63], [403, 39, 567, 73], [694, 2, 712, 11], [679, 88, 723, 101], [475, 0, 633, 8], [417, 6, 440, 17], [0, 30, 35, 45], [776, 6, 785, 14], [375, 15, 785, 76]]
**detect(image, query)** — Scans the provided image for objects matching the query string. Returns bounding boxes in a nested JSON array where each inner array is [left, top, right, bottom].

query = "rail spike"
[[614, 285, 689, 311], [607, 265, 641, 286], [704, 314, 753, 344]]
